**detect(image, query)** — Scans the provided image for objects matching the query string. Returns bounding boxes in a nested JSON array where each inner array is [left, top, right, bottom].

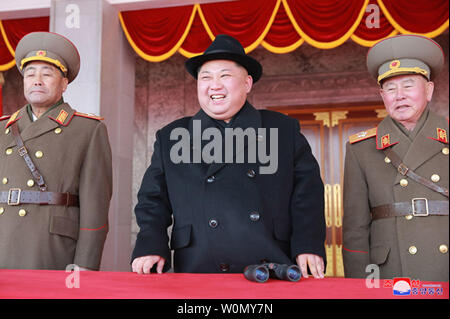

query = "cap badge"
[[437, 128, 448, 143], [36, 50, 47, 57], [389, 60, 400, 69]]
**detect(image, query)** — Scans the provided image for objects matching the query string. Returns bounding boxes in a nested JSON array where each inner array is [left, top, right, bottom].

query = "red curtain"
[[0, 1, 448, 67], [118, 0, 448, 62], [0, 16, 49, 116], [0, 16, 49, 71]]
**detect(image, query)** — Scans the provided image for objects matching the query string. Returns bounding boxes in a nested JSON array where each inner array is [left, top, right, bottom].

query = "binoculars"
[[243, 263, 301, 283]]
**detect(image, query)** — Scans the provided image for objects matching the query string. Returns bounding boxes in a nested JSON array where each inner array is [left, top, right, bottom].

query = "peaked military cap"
[[15, 32, 80, 83], [366, 34, 444, 84]]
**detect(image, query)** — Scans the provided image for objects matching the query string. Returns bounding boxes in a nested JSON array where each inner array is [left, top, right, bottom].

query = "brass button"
[[35, 151, 43, 158], [439, 244, 448, 254], [54, 127, 62, 134], [5, 127, 10, 135], [384, 157, 391, 163], [18, 209, 27, 217], [400, 179, 408, 187], [2, 177, 8, 185], [27, 179, 35, 187], [405, 214, 413, 220], [408, 246, 417, 255], [431, 174, 440, 183], [5, 148, 13, 155], [0, 207, 4, 215], [442, 147, 449, 155]]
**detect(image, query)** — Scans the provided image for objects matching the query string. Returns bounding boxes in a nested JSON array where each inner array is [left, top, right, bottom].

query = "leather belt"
[[371, 199, 449, 220], [0, 189, 79, 207]]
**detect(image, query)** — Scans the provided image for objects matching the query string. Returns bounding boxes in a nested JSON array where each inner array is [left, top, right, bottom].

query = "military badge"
[[389, 60, 400, 69], [36, 50, 47, 57], [381, 134, 390, 148], [5, 110, 20, 128], [348, 127, 377, 144], [437, 128, 448, 143], [55, 110, 69, 125]]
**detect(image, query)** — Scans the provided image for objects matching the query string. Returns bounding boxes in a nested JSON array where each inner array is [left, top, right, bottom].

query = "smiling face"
[[23, 61, 68, 109], [380, 74, 434, 130], [197, 59, 253, 122]]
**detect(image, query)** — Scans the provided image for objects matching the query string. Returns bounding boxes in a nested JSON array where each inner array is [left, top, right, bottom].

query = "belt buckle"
[[412, 198, 429, 217], [398, 163, 409, 175], [7, 188, 21, 206], [18, 146, 28, 157]]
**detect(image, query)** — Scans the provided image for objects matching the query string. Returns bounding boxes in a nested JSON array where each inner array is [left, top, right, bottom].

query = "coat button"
[[54, 127, 62, 134], [0, 207, 4, 215], [5, 148, 13, 155], [246, 169, 256, 178], [209, 219, 218, 228], [206, 175, 216, 183], [5, 128, 10, 135], [384, 157, 391, 163], [405, 214, 413, 220], [219, 263, 230, 272], [439, 244, 448, 254], [27, 179, 35, 187], [18, 209, 27, 217], [442, 147, 449, 155], [249, 212, 260, 222], [35, 151, 43, 158], [2, 177, 8, 185], [400, 179, 408, 187], [431, 174, 440, 183], [408, 246, 417, 255]]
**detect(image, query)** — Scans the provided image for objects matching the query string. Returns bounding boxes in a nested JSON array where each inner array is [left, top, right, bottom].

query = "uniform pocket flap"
[[50, 216, 79, 240], [273, 218, 290, 242], [170, 224, 192, 250], [370, 245, 390, 265]]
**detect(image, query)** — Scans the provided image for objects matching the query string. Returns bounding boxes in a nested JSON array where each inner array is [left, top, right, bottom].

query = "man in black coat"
[[131, 35, 326, 278]]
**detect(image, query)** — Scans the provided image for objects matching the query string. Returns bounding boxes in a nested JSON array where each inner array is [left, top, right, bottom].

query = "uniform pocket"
[[49, 216, 79, 240], [170, 224, 192, 250], [370, 245, 390, 265]]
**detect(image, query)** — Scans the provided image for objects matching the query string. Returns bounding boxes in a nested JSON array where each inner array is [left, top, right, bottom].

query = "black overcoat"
[[132, 102, 326, 273]]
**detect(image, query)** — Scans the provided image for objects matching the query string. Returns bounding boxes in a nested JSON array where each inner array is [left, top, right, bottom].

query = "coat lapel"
[[376, 111, 449, 185], [401, 111, 449, 172], [7, 103, 75, 147], [188, 102, 262, 178]]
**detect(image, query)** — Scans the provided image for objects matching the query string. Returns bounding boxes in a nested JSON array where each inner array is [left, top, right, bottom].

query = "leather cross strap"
[[0, 189, 79, 206], [10, 122, 47, 192], [383, 147, 449, 198], [7, 121, 79, 207], [371, 200, 449, 220]]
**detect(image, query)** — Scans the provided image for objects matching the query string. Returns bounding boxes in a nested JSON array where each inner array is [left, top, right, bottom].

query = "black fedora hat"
[[185, 34, 263, 82]]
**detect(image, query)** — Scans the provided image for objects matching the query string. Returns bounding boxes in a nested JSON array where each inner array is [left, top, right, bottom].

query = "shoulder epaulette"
[[0, 115, 11, 121], [74, 111, 104, 121], [349, 127, 377, 144]]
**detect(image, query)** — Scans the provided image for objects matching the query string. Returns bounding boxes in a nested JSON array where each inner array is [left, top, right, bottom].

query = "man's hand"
[[132, 255, 165, 274], [296, 254, 325, 279]]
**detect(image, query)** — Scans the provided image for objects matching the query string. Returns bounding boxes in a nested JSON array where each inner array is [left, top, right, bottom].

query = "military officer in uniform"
[[343, 34, 448, 281], [131, 35, 326, 278], [0, 32, 112, 270]]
